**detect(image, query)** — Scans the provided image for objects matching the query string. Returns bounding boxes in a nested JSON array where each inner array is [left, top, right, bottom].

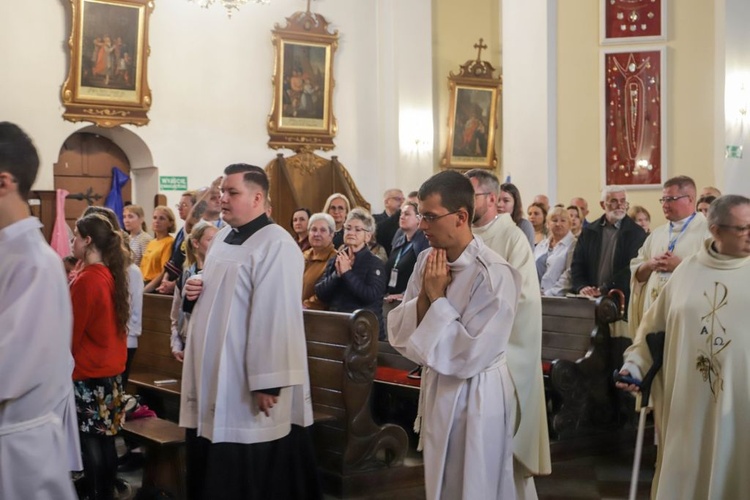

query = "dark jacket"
[[376, 210, 401, 256], [315, 247, 387, 339], [570, 214, 646, 315], [385, 230, 430, 295]]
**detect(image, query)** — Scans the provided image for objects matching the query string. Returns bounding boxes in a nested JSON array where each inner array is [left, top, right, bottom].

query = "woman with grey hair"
[[315, 208, 387, 339], [302, 213, 338, 310]]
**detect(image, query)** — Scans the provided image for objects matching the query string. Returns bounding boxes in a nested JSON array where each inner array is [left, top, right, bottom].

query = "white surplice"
[[179, 224, 313, 443], [623, 239, 750, 499], [388, 237, 520, 500], [474, 214, 552, 491], [628, 212, 708, 340], [0, 217, 80, 500]]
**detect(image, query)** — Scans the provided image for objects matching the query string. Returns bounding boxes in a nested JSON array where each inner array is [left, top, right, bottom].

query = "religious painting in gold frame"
[[441, 40, 501, 170], [61, 0, 153, 127], [267, 6, 338, 152]]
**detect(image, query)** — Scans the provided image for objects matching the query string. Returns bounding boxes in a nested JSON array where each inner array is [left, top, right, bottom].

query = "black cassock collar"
[[223, 214, 273, 245]]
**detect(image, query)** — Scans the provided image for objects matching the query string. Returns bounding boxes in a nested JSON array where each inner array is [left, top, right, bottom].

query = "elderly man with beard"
[[570, 186, 646, 315]]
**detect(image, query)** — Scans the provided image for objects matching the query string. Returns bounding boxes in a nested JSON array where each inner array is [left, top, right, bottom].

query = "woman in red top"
[[70, 213, 129, 500]]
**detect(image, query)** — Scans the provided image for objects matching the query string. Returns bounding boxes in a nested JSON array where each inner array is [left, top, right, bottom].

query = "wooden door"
[[54, 133, 132, 229]]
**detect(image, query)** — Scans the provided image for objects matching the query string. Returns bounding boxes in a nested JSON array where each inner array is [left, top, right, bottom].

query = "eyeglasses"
[[716, 224, 750, 235], [329, 206, 347, 212], [474, 192, 492, 198], [174, 203, 190, 209], [344, 225, 369, 233], [605, 199, 630, 209], [658, 195, 690, 204], [417, 210, 460, 223]]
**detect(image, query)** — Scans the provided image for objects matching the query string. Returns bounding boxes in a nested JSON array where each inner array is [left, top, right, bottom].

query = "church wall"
[[0, 0, 433, 212], [557, 0, 716, 226], [433, 0, 501, 175]]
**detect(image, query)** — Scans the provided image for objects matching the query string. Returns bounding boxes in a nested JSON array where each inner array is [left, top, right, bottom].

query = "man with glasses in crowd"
[[570, 186, 646, 316], [388, 170, 521, 499], [627, 175, 710, 340], [617, 195, 750, 498]]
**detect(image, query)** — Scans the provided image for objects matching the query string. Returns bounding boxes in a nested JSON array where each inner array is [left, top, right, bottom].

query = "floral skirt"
[[73, 375, 125, 436]]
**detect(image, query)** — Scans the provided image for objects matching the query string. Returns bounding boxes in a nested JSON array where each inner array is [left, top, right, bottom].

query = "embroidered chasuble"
[[473, 214, 551, 483], [623, 239, 750, 499], [628, 212, 709, 340]]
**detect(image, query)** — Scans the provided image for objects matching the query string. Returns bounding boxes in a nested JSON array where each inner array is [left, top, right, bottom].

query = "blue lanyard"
[[393, 242, 413, 268], [667, 212, 697, 252]]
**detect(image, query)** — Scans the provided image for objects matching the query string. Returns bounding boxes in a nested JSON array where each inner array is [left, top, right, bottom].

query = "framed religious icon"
[[61, 0, 153, 127], [602, 46, 666, 187], [441, 39, 501, 170], [267, 5, 338, 152], [601, 0, 666, 43]]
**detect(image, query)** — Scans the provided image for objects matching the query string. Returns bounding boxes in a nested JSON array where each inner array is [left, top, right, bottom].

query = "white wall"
[[720, 0, 750, 196], [0, 0, 432, 210], [501, 0, 557, 205]]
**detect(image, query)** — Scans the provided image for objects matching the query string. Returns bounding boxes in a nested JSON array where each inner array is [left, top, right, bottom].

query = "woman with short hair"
[[302, 213, 337, 310], [315, 208, 387, 339], [533, 206, 576, 296]]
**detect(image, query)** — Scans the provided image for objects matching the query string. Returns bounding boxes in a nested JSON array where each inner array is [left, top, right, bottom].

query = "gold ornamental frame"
[[267, 4, 338, 152], [61, 0, 153, 127], [441, 39, 502, 170]]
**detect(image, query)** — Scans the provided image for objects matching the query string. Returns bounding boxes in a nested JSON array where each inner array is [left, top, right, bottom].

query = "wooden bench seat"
[[121, 417, 185, 498]]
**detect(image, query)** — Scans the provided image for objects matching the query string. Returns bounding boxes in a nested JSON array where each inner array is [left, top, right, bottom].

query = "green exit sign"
[[159, 176, 188, 191], [725, 145, 743, 159]]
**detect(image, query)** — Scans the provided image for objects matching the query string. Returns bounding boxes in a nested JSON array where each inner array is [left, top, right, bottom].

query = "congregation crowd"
[[2, 120, 750, 500]]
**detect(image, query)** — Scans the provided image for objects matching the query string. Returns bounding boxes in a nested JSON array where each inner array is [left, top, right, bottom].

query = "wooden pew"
[[544, 294, 632, 445], [130, 295, 414, 497], [304, 309, 417, 497], [128, 293, 182, 420]]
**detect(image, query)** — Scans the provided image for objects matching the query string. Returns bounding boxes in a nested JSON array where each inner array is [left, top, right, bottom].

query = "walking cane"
[[614, 331, 665, 500]]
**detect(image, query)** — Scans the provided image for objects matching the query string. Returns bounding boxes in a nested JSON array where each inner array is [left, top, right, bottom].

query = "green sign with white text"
[[159, 176, 188, 191]]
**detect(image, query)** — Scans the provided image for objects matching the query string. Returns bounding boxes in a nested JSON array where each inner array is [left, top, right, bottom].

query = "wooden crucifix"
[[474, 38, 488, 62]]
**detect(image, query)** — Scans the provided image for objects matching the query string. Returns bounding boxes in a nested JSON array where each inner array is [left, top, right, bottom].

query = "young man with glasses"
[[570, 186, 646, 317], [617, 195, 750, 499], [388, 170, 521, 499], [627, 175, 710, 340]]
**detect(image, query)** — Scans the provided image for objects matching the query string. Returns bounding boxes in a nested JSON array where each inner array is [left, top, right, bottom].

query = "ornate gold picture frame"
[[267, 6, 338, 152], [61, 0, 153, 127], [441, 40, 502, 170]]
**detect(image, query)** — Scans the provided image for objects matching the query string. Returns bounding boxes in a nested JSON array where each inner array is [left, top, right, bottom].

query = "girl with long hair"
[[70, 213, 130, 499]]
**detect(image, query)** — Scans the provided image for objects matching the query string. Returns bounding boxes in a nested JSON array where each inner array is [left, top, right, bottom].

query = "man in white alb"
[[180, 164, 319, 499], [0, 122, 80, 499], [466, 169, 551, 499], [628, 175, 709, 339], [388, 170, 521, 499], [617, 195, 750, 498]]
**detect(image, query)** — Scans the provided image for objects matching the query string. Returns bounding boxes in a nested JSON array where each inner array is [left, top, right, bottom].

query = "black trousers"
[[185, 426, 322, 500], [79, 432, 118, 500]]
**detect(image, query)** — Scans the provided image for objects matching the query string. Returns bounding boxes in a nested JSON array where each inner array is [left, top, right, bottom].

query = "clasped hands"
[[335, 247, 354, 275], [648, 251, 681, 273], [421, 248, 451, 303]]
